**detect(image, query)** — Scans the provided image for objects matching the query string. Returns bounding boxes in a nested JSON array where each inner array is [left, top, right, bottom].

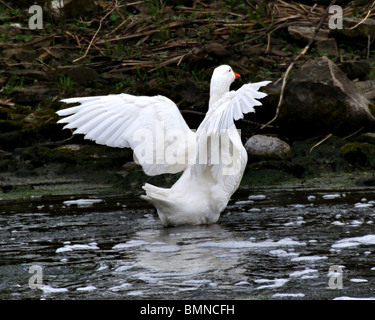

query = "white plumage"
[[57, 65, 271, 226]]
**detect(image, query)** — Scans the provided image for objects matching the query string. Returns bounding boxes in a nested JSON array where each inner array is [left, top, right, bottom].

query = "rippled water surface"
[[1, 187, 375, 300]]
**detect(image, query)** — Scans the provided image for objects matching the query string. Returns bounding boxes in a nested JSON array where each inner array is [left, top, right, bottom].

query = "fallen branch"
[[0, 99, 15, 107], [343, 127, 364, 140], [73, 1, 119, 63], [348, 6, 372, 30], [310, 133, 332, 154]]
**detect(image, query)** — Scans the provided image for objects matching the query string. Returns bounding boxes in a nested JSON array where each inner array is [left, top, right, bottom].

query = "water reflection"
[[127, 224, 243, 275]]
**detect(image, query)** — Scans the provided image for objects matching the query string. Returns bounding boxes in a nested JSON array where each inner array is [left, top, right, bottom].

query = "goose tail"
[[141, 183, 174, 207]]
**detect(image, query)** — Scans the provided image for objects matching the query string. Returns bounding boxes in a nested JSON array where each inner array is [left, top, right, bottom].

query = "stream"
[[1, 186, 375, 300]]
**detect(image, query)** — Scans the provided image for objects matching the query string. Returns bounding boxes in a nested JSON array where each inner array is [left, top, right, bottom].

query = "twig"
[[35, 58, 56, 70], [73, 1, 119, 63], [367, 35, 371, 60], [0, 0, 13, 9], [66, 31, 82, 48], [265, 33, 271, 54], [343, 127, 364, 140], [310, 134, 332, 154], [260, 0, 337, 130], [348, 7, 372, 30], [0, 99, 15, 107]]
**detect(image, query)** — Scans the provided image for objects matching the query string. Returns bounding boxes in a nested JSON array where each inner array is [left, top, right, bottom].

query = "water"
[[1, 187, 375, 300]]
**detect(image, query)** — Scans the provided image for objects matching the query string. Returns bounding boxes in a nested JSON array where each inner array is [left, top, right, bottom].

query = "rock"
[[245, 135, 291, 161], [339, 61, 371, 80], [50, 0, 97, 18], [356, 177, 375, 186], [2, 48, 40, 62], [64, 67, 100, 86], [173, 79, 202, 104], [288, 26, 329, 42], [341, 142, 375, 167], [316, 39, 339, 60], [11, 85, 59, 105], [0, 120, 23, 133], [357, 132, 375, 145], [354, 80, 375, 101], [7, 69, 50, 84], [279, 56, 375, 138], [204, 42, 231, 59], [335, 18, 375, 39]]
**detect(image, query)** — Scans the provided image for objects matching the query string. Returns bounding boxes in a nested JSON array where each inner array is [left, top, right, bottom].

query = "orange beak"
[[234, 71, 241, 79]]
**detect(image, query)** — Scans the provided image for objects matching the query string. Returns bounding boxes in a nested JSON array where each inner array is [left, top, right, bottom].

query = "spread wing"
[[201, 81, 272, 136], [193, 81, 271, 183], [57, 93, 196, 176]]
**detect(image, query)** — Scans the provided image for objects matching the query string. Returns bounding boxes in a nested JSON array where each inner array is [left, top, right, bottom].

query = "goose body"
[[57, 65, 271, 226]]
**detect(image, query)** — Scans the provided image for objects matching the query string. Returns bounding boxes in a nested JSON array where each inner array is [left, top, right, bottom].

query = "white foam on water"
[[248, 194, 267, 200], [42, 285, 68, 294], [307, 195, 316, 201], [112, 240, 148, 250], [284, 219, 305, 227], [127, 290, 144, 296], [332, 234, 375, 249], [350, 278, 368, 283], [334, 296, 375, 300], [109, 283, 132, 292], [349, 219, 363, 226], [198, 237, 306, 249], [322, 194, 341, 200], [291, 255, 328, 262], [289, 268, 318, 278], [273, 293, 305, 298], [332, 221, 345, 226], [269, 249, 299, 258], [354, 203, 373, 208], [234, 200, 254, 205], [290, 204, 306, 209], [114, 265, 134, 273], [56, 242, 99, 253], [134, 271, 204, 284], [76, 285, 97, 292], [255, 278, 289, 290], [178, 287, 198, 292], [63, 198, 103, 208], [234, 281, 250, 286], [182, 279, 213, 286], [97, 263, 108, 271]]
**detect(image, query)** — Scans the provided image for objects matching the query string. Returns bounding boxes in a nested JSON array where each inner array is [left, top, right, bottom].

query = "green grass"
[[1, 75, 24, 95]]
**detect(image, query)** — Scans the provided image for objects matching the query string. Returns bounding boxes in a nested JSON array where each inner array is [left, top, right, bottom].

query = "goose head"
[[209, 65, 240, 108]]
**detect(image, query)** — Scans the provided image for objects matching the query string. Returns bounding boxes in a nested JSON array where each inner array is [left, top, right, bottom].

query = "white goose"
[[57, 65, 271, 226]]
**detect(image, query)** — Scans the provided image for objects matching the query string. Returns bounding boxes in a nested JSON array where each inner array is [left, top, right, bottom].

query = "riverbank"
[[1, 1, 375, 202]]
